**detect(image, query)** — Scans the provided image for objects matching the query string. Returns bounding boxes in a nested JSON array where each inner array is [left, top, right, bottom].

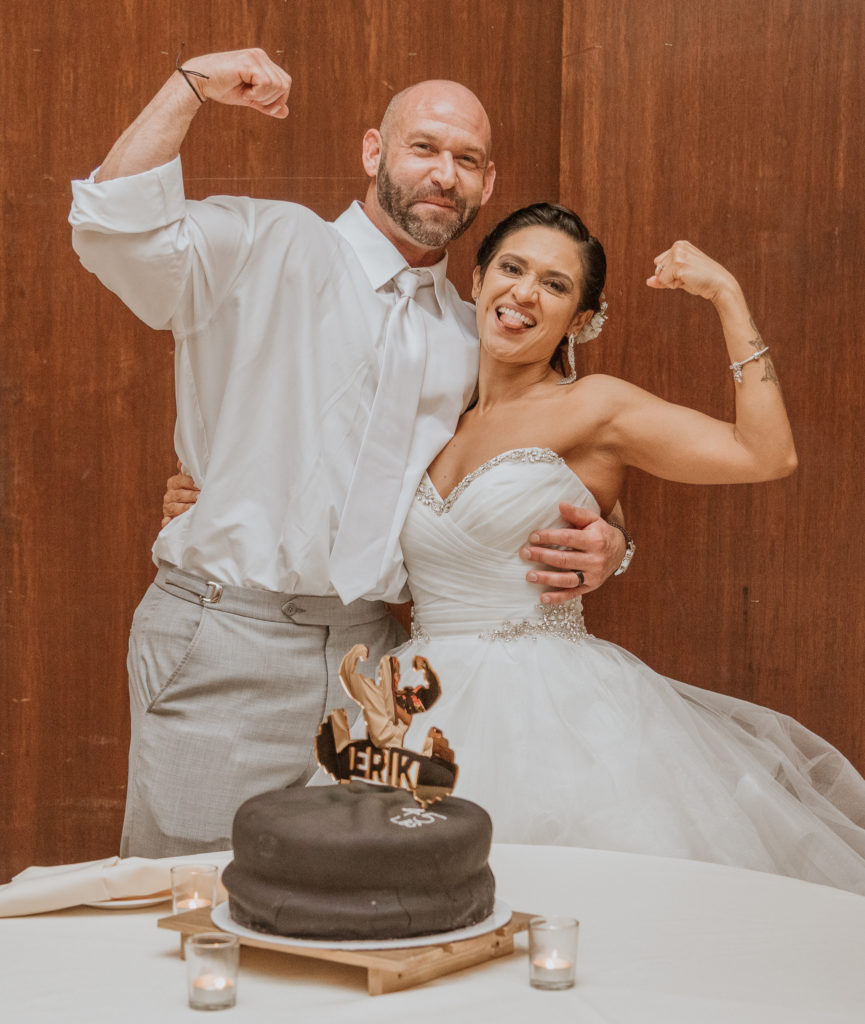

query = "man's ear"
[[362, 129, 383, 177], [480, 161, 496, 206]]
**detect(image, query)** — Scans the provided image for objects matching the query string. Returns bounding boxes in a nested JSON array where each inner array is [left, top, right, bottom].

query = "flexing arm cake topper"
[[314, 643, 458, 807]]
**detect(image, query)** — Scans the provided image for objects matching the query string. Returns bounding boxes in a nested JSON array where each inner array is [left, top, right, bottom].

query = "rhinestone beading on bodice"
[[411, 596, 589, 644], [410, 449, 592, 644], [481, 600, 590, 642], [405, 447, 598, 645], [416, 448, 565, 516], [410, 606, 431, 643]]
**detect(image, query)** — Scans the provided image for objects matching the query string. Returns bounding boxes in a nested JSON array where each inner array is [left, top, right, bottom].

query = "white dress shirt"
[[69, 157, 479, 601]]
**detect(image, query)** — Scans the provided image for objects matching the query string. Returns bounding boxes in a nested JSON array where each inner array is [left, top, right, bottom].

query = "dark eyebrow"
[[496, 252, 526, 265]]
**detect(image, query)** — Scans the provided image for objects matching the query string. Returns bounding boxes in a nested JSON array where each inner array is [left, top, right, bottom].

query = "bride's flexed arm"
[[604, 241, 797, 485]]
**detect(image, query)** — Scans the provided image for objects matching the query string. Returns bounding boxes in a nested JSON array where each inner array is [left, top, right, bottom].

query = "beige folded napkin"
[[0, 850, 233, 917]]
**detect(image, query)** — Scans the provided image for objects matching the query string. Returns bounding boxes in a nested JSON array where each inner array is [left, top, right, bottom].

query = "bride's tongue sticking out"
[[496, 305, 536, 330]]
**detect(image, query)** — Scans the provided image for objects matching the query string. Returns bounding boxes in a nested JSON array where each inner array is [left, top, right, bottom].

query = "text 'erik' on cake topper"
[[314, 643, 458, 808]]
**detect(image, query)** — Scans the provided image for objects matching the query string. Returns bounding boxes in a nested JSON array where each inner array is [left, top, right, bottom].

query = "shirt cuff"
[[69, 155, 187, 233]]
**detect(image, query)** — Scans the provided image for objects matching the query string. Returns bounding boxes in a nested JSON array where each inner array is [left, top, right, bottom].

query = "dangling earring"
[[558, 333, 578, 385], [557, 297, 609, 385]]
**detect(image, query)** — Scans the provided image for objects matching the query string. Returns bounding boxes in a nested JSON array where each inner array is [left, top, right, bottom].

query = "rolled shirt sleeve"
[[69, 156, 254, 336]]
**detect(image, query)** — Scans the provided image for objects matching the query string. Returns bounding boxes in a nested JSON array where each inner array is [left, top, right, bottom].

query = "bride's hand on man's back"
[[161, 459, 200, 528]]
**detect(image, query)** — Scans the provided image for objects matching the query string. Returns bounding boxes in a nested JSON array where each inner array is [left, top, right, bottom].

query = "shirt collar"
[[333, 201, 449, 314]]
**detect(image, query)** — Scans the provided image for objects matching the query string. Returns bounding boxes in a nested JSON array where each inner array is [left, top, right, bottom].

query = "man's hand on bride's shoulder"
[[161, 459, 200, 528], [519, 503, 627, 605]]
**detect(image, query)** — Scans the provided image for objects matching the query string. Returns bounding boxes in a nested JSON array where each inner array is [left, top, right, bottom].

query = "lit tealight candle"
[[532, 953, 573, 982], [528, 916, 578, 990], [194, 973, 234, 992], [186, 932, 239, 1011], [176, 895, 212, 911], [191, 973, 236, 1009], [171, 864, 218, 917]]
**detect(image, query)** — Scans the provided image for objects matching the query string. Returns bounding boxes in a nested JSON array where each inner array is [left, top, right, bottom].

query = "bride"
[[372, 201, 865, 894], [167, 202, 865, 892]]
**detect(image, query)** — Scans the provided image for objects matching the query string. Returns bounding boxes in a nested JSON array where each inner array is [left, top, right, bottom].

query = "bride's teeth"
[[497, 306, 535, 328]]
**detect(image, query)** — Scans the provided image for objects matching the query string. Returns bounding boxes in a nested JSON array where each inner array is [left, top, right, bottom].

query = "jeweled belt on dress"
[[411, 600, 590, 644]]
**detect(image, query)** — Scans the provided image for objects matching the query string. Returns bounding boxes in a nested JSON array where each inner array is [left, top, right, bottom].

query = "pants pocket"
[[127, 584, 206, 712]]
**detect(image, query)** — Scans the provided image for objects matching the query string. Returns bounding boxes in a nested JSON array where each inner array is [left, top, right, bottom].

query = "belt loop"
[[201, 581, 224, 606]]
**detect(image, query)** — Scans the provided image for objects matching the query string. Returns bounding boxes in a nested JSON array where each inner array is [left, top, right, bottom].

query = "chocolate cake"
[[222, 781, 495, 940]]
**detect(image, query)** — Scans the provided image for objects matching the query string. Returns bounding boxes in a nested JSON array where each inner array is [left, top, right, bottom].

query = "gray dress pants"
[[121, 563, 405, 857]]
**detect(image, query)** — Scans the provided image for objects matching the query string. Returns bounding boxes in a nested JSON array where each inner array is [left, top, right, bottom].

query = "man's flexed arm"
[[96, 49, 292, 182]]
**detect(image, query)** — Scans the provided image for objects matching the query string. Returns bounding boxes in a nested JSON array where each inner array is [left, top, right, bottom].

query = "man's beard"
[[376, 162, 480, 248]]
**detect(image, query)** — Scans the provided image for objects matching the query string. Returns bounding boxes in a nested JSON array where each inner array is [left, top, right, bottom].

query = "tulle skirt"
[[389, 632, 865, 895]]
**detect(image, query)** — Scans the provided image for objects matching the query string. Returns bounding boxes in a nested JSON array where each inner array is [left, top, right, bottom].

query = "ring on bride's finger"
[[655, 263, 664, 276], [576, 570, 585, 587]]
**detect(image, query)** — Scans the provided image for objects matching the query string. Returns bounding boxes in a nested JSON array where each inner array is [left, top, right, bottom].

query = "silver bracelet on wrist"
[[606, 520, 635, 576], [730, 345, 769, 384]]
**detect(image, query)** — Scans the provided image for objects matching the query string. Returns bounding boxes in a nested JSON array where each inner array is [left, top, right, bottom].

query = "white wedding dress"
[[385, 447, 865, 894]]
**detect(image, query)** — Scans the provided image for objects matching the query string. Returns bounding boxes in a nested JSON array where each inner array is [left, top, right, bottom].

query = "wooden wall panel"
[[1, 0, 565, 877], [561, 1, 865, 769], [4, 0, 861, 881]]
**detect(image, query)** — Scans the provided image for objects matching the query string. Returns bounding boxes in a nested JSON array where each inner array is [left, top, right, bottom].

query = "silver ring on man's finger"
[[655, 263, 664, 277], [576, 570, 585, 587]]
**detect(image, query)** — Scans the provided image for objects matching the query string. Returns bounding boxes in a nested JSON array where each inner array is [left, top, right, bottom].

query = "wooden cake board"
[[158, 905, 532, 995]]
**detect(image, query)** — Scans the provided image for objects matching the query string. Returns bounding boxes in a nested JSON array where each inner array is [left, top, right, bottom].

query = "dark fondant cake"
[[222, 781, 495, 940]]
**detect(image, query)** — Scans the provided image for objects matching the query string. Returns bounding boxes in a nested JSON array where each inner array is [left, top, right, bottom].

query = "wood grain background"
[[2, 0, 863, 879]]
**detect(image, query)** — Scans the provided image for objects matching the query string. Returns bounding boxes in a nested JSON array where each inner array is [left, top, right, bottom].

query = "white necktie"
[[330, 268, 434, 602]]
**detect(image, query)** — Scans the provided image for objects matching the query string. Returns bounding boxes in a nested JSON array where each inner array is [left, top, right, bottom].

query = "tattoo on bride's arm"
[[761, 358, 780, 386], [748, 319, 781, 389], [746, 321, 765, 354]]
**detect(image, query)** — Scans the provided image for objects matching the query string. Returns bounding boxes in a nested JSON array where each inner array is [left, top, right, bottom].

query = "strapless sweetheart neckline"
[[420, 446, 596, 515]]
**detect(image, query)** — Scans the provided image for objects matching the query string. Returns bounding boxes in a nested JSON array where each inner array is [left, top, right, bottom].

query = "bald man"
[[69, 48, 626, 856]]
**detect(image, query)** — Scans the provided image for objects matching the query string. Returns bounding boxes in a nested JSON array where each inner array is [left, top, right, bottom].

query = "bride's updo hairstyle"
[[475, 203, 606, 373]]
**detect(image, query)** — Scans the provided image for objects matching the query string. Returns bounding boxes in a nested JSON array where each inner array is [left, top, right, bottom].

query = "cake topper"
[[314, 643, 458, 807]]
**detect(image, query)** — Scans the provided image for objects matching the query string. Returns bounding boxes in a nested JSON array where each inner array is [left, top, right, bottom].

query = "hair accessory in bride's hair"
[[578, 294, 608, 345], [558, 294, 608, 385], [314, 644, 458, 808]]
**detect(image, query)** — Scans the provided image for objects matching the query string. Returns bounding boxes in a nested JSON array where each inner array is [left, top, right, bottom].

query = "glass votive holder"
[[185, 933, 239, 1011], [528, 915, 579, 990], [171, 864, 218, 915]]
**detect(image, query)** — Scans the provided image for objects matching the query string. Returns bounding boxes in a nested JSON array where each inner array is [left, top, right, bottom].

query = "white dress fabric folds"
[[389, 448, 865, 894]]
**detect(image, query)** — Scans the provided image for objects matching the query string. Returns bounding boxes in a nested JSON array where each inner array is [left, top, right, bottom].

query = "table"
[[4, 844, 864, 1023]]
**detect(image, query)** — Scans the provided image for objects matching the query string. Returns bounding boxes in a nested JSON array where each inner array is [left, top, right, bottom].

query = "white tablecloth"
[[5, 844, 864, 1023]]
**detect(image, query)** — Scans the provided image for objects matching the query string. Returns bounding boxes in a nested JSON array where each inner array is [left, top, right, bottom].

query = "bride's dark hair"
[[475, 204, 606, 373]]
